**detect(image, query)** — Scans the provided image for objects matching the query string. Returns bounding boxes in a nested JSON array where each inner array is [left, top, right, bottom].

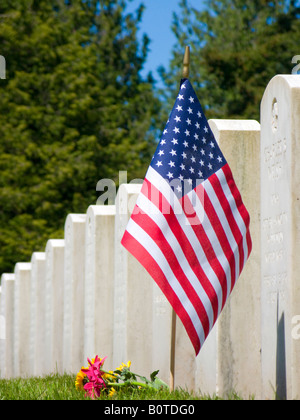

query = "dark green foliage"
[[0, 0, 160, 274], [160, 0, 300, 120]]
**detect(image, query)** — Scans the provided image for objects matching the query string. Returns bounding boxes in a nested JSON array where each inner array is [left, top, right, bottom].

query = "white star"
[[191, 156, 196, 163], [178, 94, 184, 100], [200, 160, 204, 166], [200, 148, 205, 155], [169, 149, 177, 156], [167, 172, 174, 179], [195, 122, 200, 129], [187, 178, 193, 185], [181, 83, 186, 89], [198, 170, 203, 178], [156, 161, 163, 167], [183, 141, 189, 148], [209, 152, 214, 159], [189, 167, 195, 174], [180, 163, 186, 170], [210, 141, 215, 148], [204, 126, 208, 133], [217, 156, 223, 162], [186, 118, 192, 125], [187, 107, 193, 114], [182, 152, 187, 159], [174, 115, 181, 122], [185, 129, 190, 136], [197, 111, 202, 118], [163, 129, 168, 134], [188, 96, 195, 103], [176, 185, 182, 193], [208, 163, 213, 170], [202, 137, 207, 144], [160, 139, 166, 145], [178, 174, 184, 181], [158, 150, 164, 156], [173, 127, 180, 134], [171, 138, 178, 145], [168, 160, 175, 167], [176, 105, 183, 112], [194, 134, 199, 141]]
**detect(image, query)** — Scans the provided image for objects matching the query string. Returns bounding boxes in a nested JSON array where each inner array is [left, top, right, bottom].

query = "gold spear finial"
[[182, 45, 190, 79]]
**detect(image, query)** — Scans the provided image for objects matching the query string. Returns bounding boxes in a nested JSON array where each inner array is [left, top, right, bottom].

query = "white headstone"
[[207, 119, 261, 399], [113, 184, 154, 377], [173, 120, 261, 396], [0, 274, 15, 378], [44, 239, 65, 374], [84, 205, 115, 365], [63, 214, 86, 374], [152, 282, 172, 386], [261, 75, 300, 400], [14, 263, 32, 377], [30, 252, 46, 377]]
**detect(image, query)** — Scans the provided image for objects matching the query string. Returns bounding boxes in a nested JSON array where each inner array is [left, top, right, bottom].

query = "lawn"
[[0, 373, 245, 400]]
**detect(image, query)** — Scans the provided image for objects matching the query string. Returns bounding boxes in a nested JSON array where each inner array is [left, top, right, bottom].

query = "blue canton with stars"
[[150, 79, 226, 198]]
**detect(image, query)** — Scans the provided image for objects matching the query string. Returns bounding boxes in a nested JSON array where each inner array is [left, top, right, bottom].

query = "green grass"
[[0, 373, 86, 400], [0, 373, 246, 400]]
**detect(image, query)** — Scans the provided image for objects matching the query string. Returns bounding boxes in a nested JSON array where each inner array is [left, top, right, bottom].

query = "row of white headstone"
[[0, 75, 300, 399]]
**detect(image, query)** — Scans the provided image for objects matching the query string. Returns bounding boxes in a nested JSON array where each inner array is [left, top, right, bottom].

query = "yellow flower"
[[108, 387, 116, 398], [75, 369, 87, 391], [116, 360, 131, 371]]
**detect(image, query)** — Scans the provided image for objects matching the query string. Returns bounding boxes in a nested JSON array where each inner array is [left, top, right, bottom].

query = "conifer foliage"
[[161, 0, 300, 120], [0, 0, 160, 274]]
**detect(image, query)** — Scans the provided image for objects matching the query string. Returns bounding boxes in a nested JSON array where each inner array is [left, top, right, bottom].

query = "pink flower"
[[81, 355, 108, 399]]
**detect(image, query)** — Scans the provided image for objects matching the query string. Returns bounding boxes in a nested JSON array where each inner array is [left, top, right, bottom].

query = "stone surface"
[[30, 252, 46, 376], [84, 205, 115, 365], [193, 119, 261, 397], [0, 273, 15, 378], [44, 239, 65, 374], [63, 214, 86, 374], [14, 263, 32, 377], [152, 281, 172, 386], [113, 183, 154, 377], [260, 75, 300, 400]]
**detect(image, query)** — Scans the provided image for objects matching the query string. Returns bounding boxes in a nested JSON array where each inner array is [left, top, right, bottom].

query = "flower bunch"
[[75, 355, 168, 399]]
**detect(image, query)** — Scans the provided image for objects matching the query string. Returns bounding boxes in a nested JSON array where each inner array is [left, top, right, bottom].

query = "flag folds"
[[121, 78, 252, 355]]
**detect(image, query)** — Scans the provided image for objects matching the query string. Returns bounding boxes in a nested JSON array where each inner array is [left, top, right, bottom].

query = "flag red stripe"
[[222, 163, 252, 264], [130, 207, 211, 338], [141, 178, 220, 324], [208, 170, 245, 278], [179, 193, 228, 311], [121, 230, 201, 354], [222, 164, 250, 231], [195, 184, 237, 293]]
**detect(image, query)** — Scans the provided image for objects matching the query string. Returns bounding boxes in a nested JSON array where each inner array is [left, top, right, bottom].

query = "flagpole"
[[182, 45, 190, 79], [169, 45, 190, 392], [170, 308, 177, 391]]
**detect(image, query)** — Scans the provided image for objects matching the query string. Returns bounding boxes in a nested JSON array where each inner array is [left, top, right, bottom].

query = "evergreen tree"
[[160, 0, 300, 120], [0, 0, 160, 274]]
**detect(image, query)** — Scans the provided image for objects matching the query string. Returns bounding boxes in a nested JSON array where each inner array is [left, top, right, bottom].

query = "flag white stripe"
[[216, 169, 249, 270], [216, 169, 249, 266], [189, 189, 233, 299], [145, 167, 224, 316], [137, 192, 215, 329], [125, 217, 206, 347], [204, 176, 240, 281]]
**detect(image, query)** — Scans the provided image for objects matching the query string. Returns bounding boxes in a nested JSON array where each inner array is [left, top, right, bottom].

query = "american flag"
[[121, 78, 252, 355]]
